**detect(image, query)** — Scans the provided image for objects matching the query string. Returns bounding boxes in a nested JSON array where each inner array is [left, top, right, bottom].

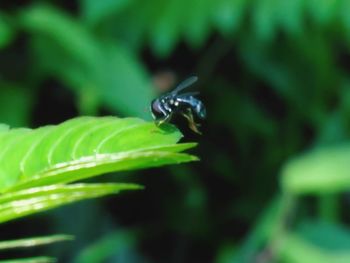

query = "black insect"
[[151, 76, 206, 134]]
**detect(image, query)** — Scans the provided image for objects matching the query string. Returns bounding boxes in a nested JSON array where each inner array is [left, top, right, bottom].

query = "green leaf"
[[73, 230, 137, 263], [281, 144, 350, 194], [340, 0, 350, 36], [252, 0, 279, 41], [20, 5, 99, 69], [21, 5, 155, 118], [215, 243, 238, 263], [0, 257, 56, 263], [149, 0, 181, 56], [297, 220, 350, 250], [97, 42, 154, 119], [0, 183, 142, 223], [80, 0, 133, 26], [0, 82, 33, 127], [0, 124, 9, 132], [274, 220, 350, 262], [0, 13, 14, 49], [10, 150, 197, 192], [0, 116, 196, 192], [0, 234, 73, 250], [230, 195, 292, 262], [184, 0, 213, 48], [213, 0, 246, 35], [277, 0, 304, 35], [306, 0, 339, 26]]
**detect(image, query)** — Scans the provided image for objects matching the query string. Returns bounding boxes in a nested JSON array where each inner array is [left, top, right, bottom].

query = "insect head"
[[151, 76, 206, 134]]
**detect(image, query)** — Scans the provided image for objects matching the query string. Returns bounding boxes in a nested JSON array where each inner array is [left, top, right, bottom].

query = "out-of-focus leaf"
[[252, 0, 279, 41], [306, 0, 339, 26], [150, 0, 186, 57], [280, 234, 337, 263], [0, 14, 14, 49], [0, 183, 142, 223], [184, 0, 213, 48], [73, 230, 138, 263], [281, 144, 350, 194], [80, 0, 132, 26], [0, 234, 73, 250], [238, 37, 296, 100], [339, 79, 350, 116], [314, 111, 348, 146], [0, 124, 9, 132], [230, 196, 291, 262], [215, 243, 237, 263], [97, 42, 154, 119], [20, 5, 99, 68], [340, 0, 350, 38], [0, 116, 196, 191], [279, 221, 350, 263], [76, 87, 100, 116], [103, 1, 155, 51], [297, 220, 350, 250], [213, 0, 246, 35], [21, 5, 154, 118], [277, 0, 304, 35], [0, 83, 33, 127]]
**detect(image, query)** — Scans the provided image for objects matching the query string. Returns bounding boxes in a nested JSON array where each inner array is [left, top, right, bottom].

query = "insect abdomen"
[[176, 96, 206, 119], [195, 100, 206, 119]]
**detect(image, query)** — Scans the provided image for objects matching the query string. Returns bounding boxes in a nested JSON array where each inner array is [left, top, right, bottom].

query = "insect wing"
[[171, 76, 198, 95], [176, 91, 200, 97]]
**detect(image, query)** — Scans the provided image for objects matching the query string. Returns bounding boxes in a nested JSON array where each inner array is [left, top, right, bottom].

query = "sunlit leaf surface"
[[0, 116, 197, 224], [0, 256, 56, 263], [0, 116, 197, 192], [0, 183, 142, 223], [0, 234, 73, 250]]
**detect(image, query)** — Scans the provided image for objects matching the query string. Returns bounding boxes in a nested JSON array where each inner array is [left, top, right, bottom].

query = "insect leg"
[[155, 113, 172, 126], [181, 108, 202, 135]]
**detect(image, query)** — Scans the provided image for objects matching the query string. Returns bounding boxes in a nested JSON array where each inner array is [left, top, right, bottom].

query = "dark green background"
[[1, 0, 350, 262]]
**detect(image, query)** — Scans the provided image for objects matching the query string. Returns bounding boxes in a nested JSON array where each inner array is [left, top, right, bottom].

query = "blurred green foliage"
[[1, 0, 350, 262]]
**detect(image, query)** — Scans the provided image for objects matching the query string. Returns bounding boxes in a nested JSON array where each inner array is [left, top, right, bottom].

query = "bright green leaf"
[[0, 257, 56, 263], [0, 234, 74, 250], [281, 144, 350, 194], [0, 116, 196, 192], [0, 183, 142, 223], [10, 150, 197, 192]]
